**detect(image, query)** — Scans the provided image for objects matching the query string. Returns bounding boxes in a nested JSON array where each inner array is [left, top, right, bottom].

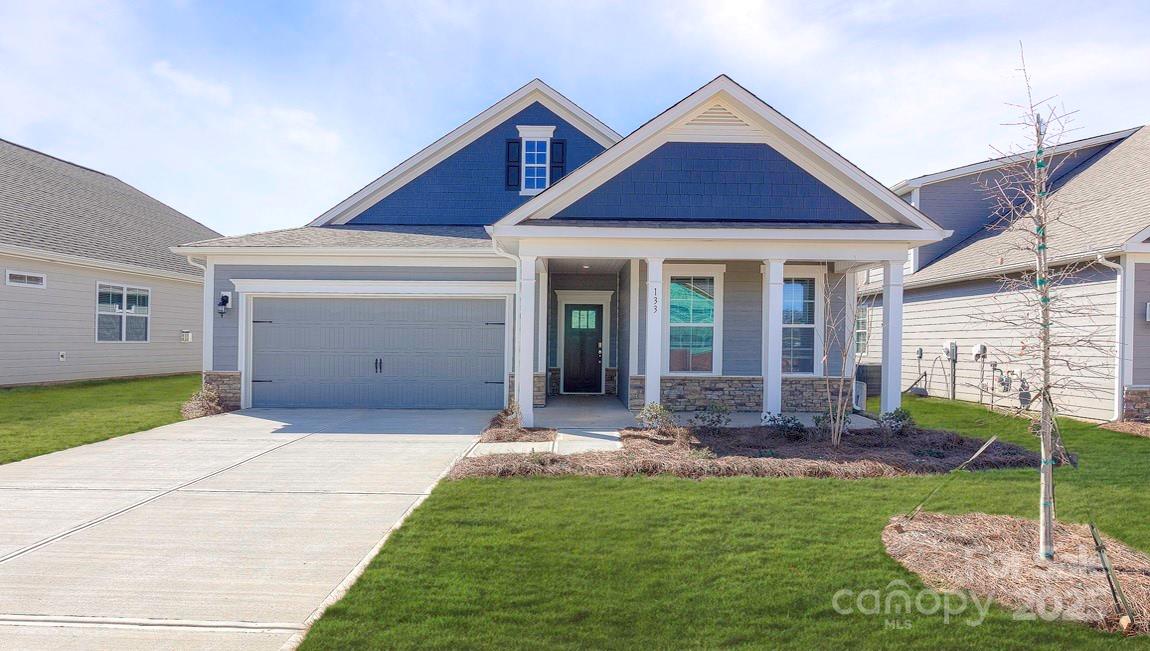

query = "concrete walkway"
[[0, 409, 487, 650]]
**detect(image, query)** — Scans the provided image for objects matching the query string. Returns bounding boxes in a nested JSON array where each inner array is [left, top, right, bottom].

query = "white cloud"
[[151, 60, 232, 106]]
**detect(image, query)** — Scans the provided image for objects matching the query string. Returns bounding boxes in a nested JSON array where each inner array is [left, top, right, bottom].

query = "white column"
[[517, 256, 537, 426], [644, 257, 664, 405], [537, 261, 548, 374], [881, 259, 905, 414], [762, 260, 784, 416]]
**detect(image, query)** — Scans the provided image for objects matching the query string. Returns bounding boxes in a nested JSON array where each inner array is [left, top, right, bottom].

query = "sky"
[[1, 0, 1148, 236]]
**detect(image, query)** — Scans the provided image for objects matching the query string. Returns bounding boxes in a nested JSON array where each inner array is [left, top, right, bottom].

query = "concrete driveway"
[[0, 409, 487, 650]]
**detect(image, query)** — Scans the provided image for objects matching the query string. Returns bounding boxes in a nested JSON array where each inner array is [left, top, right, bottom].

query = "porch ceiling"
[[546, 258, 628, 274]]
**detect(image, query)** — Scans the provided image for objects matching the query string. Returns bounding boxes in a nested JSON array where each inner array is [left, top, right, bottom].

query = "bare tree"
[[820, 273, 865, 447], [977, 46, 1113, 560]]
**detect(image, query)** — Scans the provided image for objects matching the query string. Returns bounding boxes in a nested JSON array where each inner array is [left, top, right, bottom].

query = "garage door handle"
[[374, 357, 382, 373]]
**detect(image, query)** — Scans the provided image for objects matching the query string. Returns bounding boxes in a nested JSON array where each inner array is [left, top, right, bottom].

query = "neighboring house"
[[0, 139, 220, 386], [173, 76, 948, 425], [858, 126, 1150, 422]]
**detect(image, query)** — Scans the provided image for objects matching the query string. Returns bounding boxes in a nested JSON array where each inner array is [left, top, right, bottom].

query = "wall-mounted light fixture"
[[217, 291, 231, 317]]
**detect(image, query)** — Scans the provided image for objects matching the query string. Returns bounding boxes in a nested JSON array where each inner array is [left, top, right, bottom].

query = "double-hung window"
[[514, 125, 556, 195], [522, 139, 549, 192], [665, 266, 724, 374], [854, 306, 869, 355], [97, 283, 150, 342], [782, 278, 816, 373]]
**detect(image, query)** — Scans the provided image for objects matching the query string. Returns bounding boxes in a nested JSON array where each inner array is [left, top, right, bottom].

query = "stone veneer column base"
[[508, 373, 547, 408], [626, 375, 854, 413], [202, 371, 241, 411], [1123, 386, 1150, 421]]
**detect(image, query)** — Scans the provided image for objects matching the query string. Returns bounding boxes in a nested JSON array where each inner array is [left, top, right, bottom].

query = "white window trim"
[[662, 264, 725, 376], [517, 125, 555, 197], [5, 270, 46, 288], [555, 290, 613, 395], [780, 264, 825, 376], [95, 281, 152, 343]]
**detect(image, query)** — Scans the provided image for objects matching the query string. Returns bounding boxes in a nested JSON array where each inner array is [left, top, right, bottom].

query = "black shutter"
[[505, 139, 521, 189], [550, 139, 566, 181]]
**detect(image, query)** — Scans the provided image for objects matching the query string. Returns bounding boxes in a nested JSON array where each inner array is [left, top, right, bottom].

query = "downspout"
[[1097, 255, 1125, 421]]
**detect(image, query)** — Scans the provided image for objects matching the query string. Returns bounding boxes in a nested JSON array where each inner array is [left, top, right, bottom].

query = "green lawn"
[[0, 374, 200, 465], [302, 396, 1150, 650]]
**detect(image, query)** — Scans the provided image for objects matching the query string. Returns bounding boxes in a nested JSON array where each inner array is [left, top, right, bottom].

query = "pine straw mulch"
[[1101, 421, 1150, 439], [478, 409, 557, 443], [449, 426, 1038, 480], [884, 512, 1150, 635]]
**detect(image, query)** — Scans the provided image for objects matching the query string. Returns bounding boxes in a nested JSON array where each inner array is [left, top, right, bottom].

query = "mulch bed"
[[884, 512, 1150, 635], [450, 426, 1037, 480], [1101, 421, 1150, 439], [478, 408, 557, 442]]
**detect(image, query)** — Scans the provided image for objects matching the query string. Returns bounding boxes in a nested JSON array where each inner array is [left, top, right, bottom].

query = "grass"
[[301, 396, 1150, 650], [0, 374, 200, 465]]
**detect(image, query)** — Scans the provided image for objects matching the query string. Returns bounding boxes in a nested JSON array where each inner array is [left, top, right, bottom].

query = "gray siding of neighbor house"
[[860, 265, 1117, 421], [211, 264, 514, 372], [1131, 263, 1150, 385], [0, 253, 203, 385], [631, 261, 848, 378], [547, 273, 619, 369]]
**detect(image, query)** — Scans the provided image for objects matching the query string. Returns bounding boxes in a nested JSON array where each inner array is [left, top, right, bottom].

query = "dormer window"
[[512, 125, 560, 196]]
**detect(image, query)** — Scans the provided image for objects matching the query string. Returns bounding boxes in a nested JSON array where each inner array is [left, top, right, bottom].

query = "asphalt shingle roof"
[[905, 126, 1150, 288], [180, 224, 492, 250], [0, 139, 220, 276]]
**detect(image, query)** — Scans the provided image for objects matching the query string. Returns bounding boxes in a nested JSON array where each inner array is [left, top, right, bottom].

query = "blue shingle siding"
[[551, 142, 876, 223], [348, 102, 604, 226]]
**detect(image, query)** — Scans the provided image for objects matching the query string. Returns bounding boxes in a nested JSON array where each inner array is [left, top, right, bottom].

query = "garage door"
[[250, 297, 506, 409]]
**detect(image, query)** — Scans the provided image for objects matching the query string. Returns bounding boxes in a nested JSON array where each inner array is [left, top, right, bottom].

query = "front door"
[[563, 304, 603, 393]]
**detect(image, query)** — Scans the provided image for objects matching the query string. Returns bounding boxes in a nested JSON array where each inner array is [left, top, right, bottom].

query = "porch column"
[[537, 259, 548, 374], [517, 255, 537, 426], [644, 257, 664, 405], [880, 259, 904, 414], [762, 260, 784, 416]]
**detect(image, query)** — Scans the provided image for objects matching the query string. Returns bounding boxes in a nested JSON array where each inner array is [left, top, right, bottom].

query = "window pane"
[[782, 327, 814, 373], [669, 276, 715, 325], [126, 316, 148, 341], [98, 284, 123, 314], [669, 326, 713, 372], [126, 288, 149, 316], [98, 314, 122, 341], [783, 279, 814, 325]]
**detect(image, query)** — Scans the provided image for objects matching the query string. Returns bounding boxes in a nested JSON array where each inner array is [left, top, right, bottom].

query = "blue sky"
[[2, 0, 1148, 235]]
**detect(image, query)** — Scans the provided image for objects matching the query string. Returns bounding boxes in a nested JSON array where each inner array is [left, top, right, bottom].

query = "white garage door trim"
[[232, 279, 517, 409]]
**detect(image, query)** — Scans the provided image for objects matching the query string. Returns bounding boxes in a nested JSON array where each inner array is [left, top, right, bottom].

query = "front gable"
[[350, 102, 605, 226], [496, 76, 944, 234], [552, 141, 875, 223]]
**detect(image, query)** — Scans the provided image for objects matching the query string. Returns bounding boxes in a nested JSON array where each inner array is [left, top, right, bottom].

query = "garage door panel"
[[251, 297, 507, 409]]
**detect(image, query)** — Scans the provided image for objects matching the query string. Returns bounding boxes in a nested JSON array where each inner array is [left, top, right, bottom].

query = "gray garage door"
[[250, 297, 506, 409]]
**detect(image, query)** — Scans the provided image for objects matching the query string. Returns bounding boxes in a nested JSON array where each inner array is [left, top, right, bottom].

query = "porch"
[[512, 253, 906, 427]]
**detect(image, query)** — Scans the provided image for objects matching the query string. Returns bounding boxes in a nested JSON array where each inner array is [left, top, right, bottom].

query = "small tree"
[[819, 273, 865, 447], [978, 47, 1113, 560]]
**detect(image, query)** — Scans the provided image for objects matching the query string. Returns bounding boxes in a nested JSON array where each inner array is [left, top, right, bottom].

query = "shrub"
[[812, 410, 852, 440], [638, 402, 678, 432], [763, 412, 807, 441], [879, 408, 915, 438], [689, 402, 732, 433], [181, 385, 225, 420]]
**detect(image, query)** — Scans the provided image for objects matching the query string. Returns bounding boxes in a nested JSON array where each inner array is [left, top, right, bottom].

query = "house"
[[173, 76, 948, 425], [0, 139, 220, 386], [858, 126, 1150, 422]]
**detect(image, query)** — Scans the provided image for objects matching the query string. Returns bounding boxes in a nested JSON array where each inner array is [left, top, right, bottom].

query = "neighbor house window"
[[522, 139, 549, 191], [6, 271, 46, 288], [667, 270, 725, 373], [854, 307, 869, 355], [782, 278, 816, 373], [97, 283, 150, 342]]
